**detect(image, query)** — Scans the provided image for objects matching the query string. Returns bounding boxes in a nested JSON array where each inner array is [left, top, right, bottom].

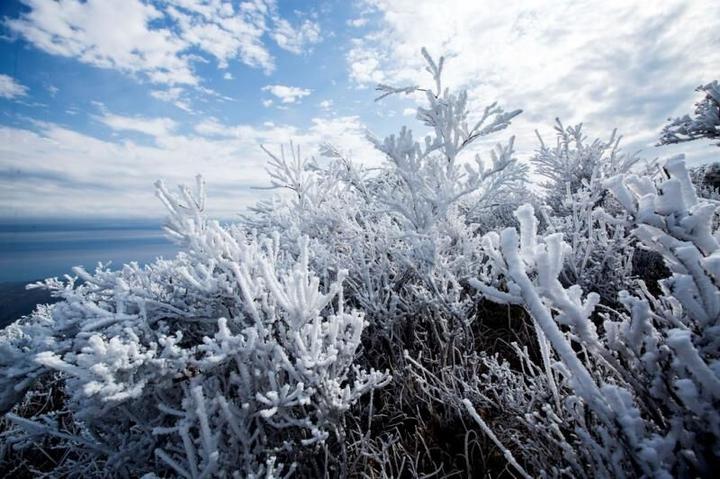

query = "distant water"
[[0, 281, 58, 328], [0, 220, 178, 327], [0, 220, 178, 283]]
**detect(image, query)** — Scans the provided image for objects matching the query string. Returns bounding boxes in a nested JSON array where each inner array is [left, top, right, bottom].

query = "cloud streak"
[[0, 115, 382, 218], [99, 113, 177, 138], [0, 74, 28, 99], [262, 84, 312, 104]]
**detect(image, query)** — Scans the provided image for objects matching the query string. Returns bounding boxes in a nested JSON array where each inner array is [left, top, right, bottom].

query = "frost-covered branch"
[[370, 48, 524, 232], [660, 81, 720, 146], [469, 156, 720, 477], [0, 176, 389, 477]]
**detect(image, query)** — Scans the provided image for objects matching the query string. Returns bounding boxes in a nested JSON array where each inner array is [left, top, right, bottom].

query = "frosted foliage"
[[466, 156, 720, 477], [533, 119, 639, 211], [690, 161, 720, 202], [2, 48, 719, 478], [0, 177, 389, 477], [660, 80, 720, 146], [244, 48, 526, 334], [532, 121, 644, 303], [371, 49, 526, 232]]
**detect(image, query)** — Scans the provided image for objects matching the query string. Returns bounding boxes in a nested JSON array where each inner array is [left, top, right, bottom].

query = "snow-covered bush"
[[243, 49, 526, 355], [239, 50, 529, 476], [690, 161, 720, 201], [2, 47, 718, 478], [0, 177, 388, 477], [660, 80, 720, 146], [532, 120, 645, 302], [533, 119, 638, 211], [460, 156, 720, 477]]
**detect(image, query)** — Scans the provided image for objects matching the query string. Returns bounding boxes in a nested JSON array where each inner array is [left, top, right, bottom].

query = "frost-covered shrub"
[[237, 51, 529, 475], [660, 80, 720, 146], [531, 120, 648, 303], [461, 156, 720, 477], [244, 48, 526, 344], [2, 47, 718, 478], [690, 161, 720, 201], [0, 177, 388, 477], [533, 119, 638, 212]]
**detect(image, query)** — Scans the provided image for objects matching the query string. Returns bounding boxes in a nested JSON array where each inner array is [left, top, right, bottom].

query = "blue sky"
[[0, 0, 718, 219]]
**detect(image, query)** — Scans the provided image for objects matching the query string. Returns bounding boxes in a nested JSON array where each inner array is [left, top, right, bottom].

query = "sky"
[[0, 0, 718, 220]]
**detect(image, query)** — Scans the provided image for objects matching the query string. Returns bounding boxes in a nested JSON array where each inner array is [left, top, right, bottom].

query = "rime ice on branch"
[[0, 176, 389, 477], [2, 47, 718, 479], [660, 80, 720, 146], [467, 156, 720, 477]]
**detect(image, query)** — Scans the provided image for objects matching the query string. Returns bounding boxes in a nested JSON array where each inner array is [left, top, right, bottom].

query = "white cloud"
[[349, 0, 720, 160], [262, 99, 274, 108], [150, 87, 192, 112], [262, 84, 312, 104], [347, 18, 368, 28], [0, 74, 29, 99], [319, 99, 334, 110], [6, 0, 322, 87], [165, 0, 274, 74], [223, 72, 234, 80], [402, 107, 416, 117], [347, 39, 385, 85], [98, 113, 177, 138], [7, 0, 198, 85], [271, 18, 322, 54], [0, 116, 383, 218]]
